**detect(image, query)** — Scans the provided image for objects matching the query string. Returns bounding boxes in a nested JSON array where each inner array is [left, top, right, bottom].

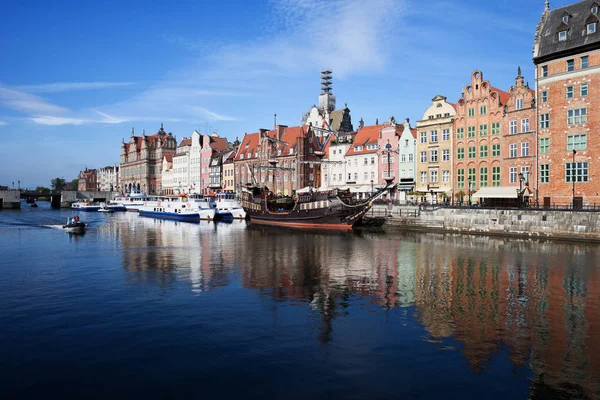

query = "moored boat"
[[98, 205, 114, 213], [138, 196, 201, 222], [214, 192, 245, 220], [112, 190, 153, 212], [71, 201, 101, 212], [240, 182, 393, 230]]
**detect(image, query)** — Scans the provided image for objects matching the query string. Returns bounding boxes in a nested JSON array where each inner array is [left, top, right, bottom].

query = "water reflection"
[[115, 216, 600, 398]]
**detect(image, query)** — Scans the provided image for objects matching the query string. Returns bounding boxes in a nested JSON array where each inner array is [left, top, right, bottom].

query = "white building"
[[173, 137, 192, 194], [161, 155, 174, 194], [322, 131, 356, 189], [344, 124, 382, 197], [97, 165, 119, 192]]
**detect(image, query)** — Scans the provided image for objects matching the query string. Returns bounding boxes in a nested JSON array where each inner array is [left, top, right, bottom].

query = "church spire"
[[545, 0, 549, 11]]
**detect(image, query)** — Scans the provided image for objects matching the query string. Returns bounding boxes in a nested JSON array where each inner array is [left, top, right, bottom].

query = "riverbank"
[[378, 205, 600, 243]]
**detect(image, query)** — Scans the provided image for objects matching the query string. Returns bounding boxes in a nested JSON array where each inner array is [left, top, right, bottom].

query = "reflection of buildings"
[[412, 234, 600, 398]]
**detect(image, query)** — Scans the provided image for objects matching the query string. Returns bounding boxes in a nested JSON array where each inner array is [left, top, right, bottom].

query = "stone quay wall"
[[0, 190, 21, 209], [379, 205, 600, 242]]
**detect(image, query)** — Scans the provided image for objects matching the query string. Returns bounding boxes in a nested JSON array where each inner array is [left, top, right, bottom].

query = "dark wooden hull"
[[242, 193, 372, 231]]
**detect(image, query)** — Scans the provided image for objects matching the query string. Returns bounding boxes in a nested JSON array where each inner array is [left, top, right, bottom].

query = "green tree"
[[35, 186, 51, 194], [51, 177, 66, 191], [69, 179, 79, 191]]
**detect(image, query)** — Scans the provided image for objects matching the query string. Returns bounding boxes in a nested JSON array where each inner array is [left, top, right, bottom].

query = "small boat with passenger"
[[63, 216, 86, 233]]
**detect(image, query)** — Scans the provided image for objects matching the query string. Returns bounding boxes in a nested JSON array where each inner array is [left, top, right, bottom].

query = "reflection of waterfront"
[[114, 213, 247, 293], [114, 215, 600, 398]]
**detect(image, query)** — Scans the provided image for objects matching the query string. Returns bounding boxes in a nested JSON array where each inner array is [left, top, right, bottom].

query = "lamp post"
[[572, 149, 577, 209], [371, 179, 374, 194], [430, 189, 434, 205], [383, 139, 398, 200], [468, 177, 472, 207], [518, 172, 523, 208]]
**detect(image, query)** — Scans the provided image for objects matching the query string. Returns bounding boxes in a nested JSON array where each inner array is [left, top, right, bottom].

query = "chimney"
[[277, 125, 287, 141]]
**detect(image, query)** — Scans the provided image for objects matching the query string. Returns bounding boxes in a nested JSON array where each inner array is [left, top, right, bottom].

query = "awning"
[[472, 186, 533, 199], [397, 184, 415, 190]]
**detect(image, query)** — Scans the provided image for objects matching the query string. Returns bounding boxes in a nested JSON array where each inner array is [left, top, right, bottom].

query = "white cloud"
[[16, 82, 137, 93], [0, 86, 67, 115], [187, 106, 237, 122], [30, 116, 87, 126], [0, 121, 7, 126]]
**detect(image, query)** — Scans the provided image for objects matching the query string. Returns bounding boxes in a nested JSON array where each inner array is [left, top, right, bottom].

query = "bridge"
[[0, 190, 118, 209]]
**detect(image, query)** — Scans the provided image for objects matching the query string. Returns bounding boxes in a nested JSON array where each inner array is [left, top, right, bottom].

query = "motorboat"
[[214, 192, 245, 220], [188, 194, 217, 220], [30, 203, 38, 208], [71, 201, 101, 211], [63, 216, 86, 233], [106, 201, 127, 212]]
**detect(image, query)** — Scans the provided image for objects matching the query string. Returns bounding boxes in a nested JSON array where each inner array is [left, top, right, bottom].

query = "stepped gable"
[[535, 0, 600, 62]]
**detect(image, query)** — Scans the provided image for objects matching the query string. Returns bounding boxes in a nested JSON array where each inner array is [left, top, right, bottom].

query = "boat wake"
[[42, 224, 66, 230]]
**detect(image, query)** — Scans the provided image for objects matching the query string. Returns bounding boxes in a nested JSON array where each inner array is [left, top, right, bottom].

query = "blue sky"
[[0, 0, 572, 188]]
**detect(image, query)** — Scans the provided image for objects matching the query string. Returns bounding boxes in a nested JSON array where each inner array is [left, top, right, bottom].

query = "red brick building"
[[502, 68, 536, 197], [534, 0, 600, 207], [119, 124, 177, 194], [453, 71, 509, 204], [77, 168, 97, 192]]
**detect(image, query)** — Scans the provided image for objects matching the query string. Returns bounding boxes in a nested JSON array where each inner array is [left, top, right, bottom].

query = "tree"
[[68, 178, 79, 191], [35, 186, 51, 194], [51, 177, 66, 191]]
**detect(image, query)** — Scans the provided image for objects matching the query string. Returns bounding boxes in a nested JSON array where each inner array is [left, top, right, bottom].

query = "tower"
[[318, 69, 336, 111]]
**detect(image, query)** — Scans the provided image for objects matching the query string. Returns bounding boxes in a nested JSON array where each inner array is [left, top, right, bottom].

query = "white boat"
[[214, 192, 246, 220], [188, 194, 217, 220], [98, 204, 114, 213], [137, 196, 201, 222], [112, 190, 153, 212], [71, 201, 101, 212]]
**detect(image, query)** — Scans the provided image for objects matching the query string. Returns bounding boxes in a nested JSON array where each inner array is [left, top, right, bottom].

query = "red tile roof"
[[178, 138, 192, 147], [345, 124, 384, 156], [209, 136, 228, 152], [491, 86, 510, 105], [235, 132, 260, 161]]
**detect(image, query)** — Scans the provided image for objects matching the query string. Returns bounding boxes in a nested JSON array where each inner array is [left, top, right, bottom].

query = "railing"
[[419, 202, 600, 212]]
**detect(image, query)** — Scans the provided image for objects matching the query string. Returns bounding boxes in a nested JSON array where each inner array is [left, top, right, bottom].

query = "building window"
[[480, 145, 488, 158], [457, 169, 465, 189], [510, 120, 518, 134], [468, 108, 475, 117], [371, 171, 375, 179], [420, 171, 427, 184], [468, 146, 476, 159], [567, 108, 587, 125], [479, 124, 488, 136], [566, 162, 589, 182], [542, 66, 548, 77], [509, 167, 518, 184], [401, 154, 406, 162], [480, 167, 488, 187], [559, 30, 567, 41], [491, 122, 500, 135], [430, 170, 438, 183], [491, 166, 500, 187], [566, 86, 574, 99], [354, 173, 358, 180], [581, 83, 588, 97], [409, 154, 414, 162], [468, 168, 476, 187], [516, 98, 524, 110], [420, 132, 427, 143], [562, 15, 569, 23], [541, 90, 548, 103], [456, 128, 464, 139], [420, 151, 427, 163], [442, 129, 450, 141], [431, 131, 437, 143], [371, 157, 375, 164], [467, 126, 475, 138], [521, 166, 530, 182], [593, 6, 598, 14], [567, 59, 574, 71], [480, 105, 487, 115], [457, 148, 464, 160], [587, 23, 596, 34], [430, 150, 438, 163], [509, 144, 517, 158], [521, 118, 530, 133], [442, 170, 449, 183], [442, 149, 450, 161], [540, 137, 550, 153], [540, 164, 550, 183], [540, 113, 550, 129], [521, 142, 530, 157], [492, 144, 500, 157], [364, 158, 368, 165], [567, 134, 587, 151]]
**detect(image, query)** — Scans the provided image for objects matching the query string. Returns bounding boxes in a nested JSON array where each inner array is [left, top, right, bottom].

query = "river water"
[[1, 201, 599, 399]]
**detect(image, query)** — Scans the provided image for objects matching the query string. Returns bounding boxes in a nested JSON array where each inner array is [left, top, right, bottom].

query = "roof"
[[178, 138, 192, 147], [490, 86, 510, 105], [345, 124, 383, 156], [163, 155, 173, 163], [535, 0, 600, 62], [208, 136, 228, 152], [235, 132, 260, 161], [276, 126, 309, 155]]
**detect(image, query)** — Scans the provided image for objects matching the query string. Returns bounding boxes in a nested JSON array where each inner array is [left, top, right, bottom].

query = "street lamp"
[[517, 172, 524, 208], [430, 189, 434, 205], [572, 149, 577, 209], [468, 177, 472, 207], [383, 139, 399, 200], [371, 179, 374, 194]]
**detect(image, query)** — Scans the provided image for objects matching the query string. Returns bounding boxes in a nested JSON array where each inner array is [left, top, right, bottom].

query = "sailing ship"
[[240, 183, 391, 230]]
